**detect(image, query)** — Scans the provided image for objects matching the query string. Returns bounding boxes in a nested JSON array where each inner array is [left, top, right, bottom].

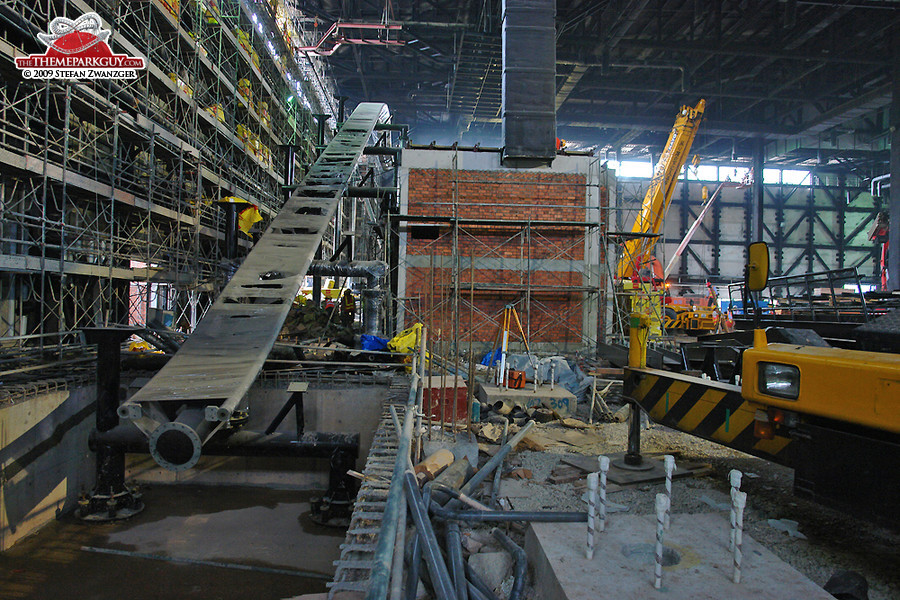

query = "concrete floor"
[[527, 514, 835, 600], [0, 484, 344, 599]]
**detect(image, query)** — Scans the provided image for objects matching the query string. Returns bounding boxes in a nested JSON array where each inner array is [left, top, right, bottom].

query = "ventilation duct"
[[501, 0, 557, 166]]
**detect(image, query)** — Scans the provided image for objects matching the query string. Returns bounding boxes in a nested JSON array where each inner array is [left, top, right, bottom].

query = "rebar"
[[654, 493, 669, 590], [586, 472, 598, 559], [729, 469, 742, 551], [664, 454, 675, 529], [490, 419, 509, 508], [733, 491, 747, 584], [598, 455, 610, 531]]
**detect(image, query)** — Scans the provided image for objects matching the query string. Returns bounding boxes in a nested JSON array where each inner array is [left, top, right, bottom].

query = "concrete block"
[[129, 383, 389, 489], [477, 383, 577, 417], [468, 551, 513, 592], [526, 514, 834, 600]]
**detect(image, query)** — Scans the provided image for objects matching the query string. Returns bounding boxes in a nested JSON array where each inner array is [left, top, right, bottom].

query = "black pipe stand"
[[310, 447, 358, 527], [613, 401, 653, 471], [78, 327, 145, 521]]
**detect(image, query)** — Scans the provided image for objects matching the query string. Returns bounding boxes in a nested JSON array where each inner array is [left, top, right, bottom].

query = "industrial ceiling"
[[286, 0, 899, 176]]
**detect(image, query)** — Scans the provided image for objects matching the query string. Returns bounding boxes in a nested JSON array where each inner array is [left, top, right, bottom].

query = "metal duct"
[[501, 0, 557, 166], [308, 260, 388, 335]]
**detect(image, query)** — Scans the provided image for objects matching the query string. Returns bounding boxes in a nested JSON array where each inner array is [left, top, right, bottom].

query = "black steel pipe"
[[403, 471, 456, 600], [221, 202, 239, 260], [467, 582, 491, 600], [307, 260, 387, 335], [313, 113, 329, 150], [92, 425, 359, 460], [83, 328, 140, 493], [625, 401, 644, 466], [430, 502, 587, 523], [363, 146, 401, 156], [312, 243, 323, 305], [405, 531, 422, 600], [491, 528, 526, 600], [446, 523, 468, 600], [374, 123, 409, 132], [345, 186, 398, 198], [80, 327, 144, 520], [491, 420, 509, 507], [337, 96, 348, 122], [464, 563, 502, 600]]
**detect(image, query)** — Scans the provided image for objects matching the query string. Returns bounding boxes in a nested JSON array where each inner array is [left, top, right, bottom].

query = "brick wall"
[[402, 165, 607, 349]]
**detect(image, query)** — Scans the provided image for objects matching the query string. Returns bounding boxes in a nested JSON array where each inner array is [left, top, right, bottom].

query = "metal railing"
[[726, 267, 873, 323]]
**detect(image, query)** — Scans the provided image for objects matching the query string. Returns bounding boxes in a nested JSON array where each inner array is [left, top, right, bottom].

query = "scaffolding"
[[0, 0, 333, 375], [392, 149, 614, 357]]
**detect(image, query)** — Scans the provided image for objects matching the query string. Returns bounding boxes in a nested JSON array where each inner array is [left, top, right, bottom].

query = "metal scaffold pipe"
[[365, 374, 419, 600]]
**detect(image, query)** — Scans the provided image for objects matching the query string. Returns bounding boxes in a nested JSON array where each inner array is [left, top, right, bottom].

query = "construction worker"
[[340, 289, 356, 327], [706, 281, 718, 307]]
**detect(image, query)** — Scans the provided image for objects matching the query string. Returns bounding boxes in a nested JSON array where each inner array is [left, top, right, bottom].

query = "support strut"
[[78, 327, 144, 521]]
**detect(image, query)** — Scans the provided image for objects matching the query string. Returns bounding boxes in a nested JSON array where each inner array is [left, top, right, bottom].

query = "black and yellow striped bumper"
[[624, 367, 794, 467]]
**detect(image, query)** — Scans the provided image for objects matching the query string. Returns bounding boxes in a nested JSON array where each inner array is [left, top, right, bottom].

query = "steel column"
[[79, 326, 144, 521], [888, 27, 900, 290]]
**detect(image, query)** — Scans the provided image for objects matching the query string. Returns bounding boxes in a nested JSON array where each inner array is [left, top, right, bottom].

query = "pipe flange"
[[149, 421, 202, 471]]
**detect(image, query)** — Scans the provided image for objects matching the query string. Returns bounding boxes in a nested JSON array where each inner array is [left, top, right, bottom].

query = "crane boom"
[[616, 100, 706, 280]]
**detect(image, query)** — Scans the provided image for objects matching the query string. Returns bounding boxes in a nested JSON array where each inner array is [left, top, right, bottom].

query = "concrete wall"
[[0, 385, 96, 551], [0, 380, 388, 551], [398, 148, 611, 352], [128, 383, 388, 489]]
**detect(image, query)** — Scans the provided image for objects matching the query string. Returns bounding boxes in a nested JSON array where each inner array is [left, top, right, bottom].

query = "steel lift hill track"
[[119, 102, 389, 471]]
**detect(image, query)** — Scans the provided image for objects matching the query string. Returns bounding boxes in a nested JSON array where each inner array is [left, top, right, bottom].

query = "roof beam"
[[613, 39, 891, 65]]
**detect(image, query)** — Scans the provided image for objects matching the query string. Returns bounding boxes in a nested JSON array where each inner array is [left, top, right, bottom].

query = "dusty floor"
[[467, 412, 900, 600], [0, 485, 343, 600]]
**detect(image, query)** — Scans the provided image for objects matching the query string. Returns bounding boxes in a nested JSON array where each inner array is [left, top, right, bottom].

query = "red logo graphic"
[[16, 13, 146, 74]]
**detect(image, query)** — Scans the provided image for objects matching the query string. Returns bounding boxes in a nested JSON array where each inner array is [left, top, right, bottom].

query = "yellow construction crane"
[[615, 100, 706, 280]]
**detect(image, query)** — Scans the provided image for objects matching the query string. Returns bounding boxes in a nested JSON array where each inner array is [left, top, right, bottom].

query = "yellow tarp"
[[388, 323, 422, 353]]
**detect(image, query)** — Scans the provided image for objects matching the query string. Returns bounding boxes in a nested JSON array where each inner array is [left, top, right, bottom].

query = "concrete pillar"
[[888, 27, 900, 290]]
